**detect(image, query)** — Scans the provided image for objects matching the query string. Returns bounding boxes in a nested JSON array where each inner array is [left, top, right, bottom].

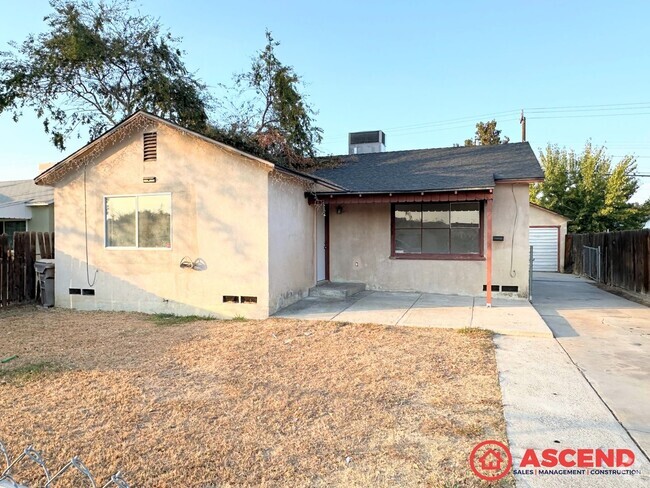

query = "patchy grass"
[[0, 308, 510, 487], [0, 361, 63, 382], [228, 314, 248, 322], [457, 327, 494, 338], [150, 313, 214, 327]]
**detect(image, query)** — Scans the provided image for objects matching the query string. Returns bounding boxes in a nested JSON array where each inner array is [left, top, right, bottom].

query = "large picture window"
[[105, 194, 171, 249], [392, 202, 482, 258]]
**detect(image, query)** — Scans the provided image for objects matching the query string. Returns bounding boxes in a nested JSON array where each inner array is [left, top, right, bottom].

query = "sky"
[[1, 0, 650, 201]]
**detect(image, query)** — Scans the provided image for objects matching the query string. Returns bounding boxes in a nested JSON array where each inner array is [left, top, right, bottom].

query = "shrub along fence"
[[0, 231, 54, 308], [565, 229, 650, 295]]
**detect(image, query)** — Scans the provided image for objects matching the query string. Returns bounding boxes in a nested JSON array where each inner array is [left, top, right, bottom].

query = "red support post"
[[486, 198, 493, 307]]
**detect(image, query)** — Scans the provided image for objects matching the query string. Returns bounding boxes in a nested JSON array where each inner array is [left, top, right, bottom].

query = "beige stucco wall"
[[529, 204, 569, 271], [328, 183, 530, 297], [268, 173, 316, 313], [53, 122, 272, 319], [491, 183, 530, 295]]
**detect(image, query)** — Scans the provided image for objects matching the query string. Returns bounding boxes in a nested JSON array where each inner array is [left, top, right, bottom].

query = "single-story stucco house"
[[34, 111, 544, 318], [0, 179, 54, 244]]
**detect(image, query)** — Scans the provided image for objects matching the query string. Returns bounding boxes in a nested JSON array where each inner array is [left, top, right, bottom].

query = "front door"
[[316, 205, 328, 281]]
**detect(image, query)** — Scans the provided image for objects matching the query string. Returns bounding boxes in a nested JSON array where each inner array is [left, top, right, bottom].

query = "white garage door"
[[530, 227, 559, 272]]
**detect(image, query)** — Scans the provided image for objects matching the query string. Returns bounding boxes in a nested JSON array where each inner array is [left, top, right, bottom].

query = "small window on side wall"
[[105, 194, 171, 249]]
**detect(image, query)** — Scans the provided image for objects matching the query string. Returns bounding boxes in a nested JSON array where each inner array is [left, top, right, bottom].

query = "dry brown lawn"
[[0, 306, 511, 487]]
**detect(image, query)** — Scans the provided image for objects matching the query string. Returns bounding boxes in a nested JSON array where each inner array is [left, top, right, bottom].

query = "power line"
[[528, 112, 650, 120], [319, 102, 650, 151], [526, 101, 650, 111]]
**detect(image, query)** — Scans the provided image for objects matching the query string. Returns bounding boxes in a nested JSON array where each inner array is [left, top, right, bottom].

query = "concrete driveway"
[[275, 290, 552, 337], [532, 272, 650, 457]]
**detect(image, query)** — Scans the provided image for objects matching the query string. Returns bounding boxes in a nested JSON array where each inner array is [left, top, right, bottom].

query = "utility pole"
[[520, 109, 527, 142]]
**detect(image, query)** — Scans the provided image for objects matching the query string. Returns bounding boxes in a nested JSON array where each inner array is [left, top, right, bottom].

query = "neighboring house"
[[529, 203, 570, 272], [0, 179, 54, 245], [34, 111, 543, 318]]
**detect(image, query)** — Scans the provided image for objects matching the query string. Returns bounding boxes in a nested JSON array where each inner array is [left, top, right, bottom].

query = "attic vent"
[[143, 132, 157, 161]]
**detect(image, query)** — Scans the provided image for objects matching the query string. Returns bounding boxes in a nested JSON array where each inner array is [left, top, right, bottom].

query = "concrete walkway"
[[494, 272, 650, 487], [532, 272, 650, 457], [275, 290, 553, 337], [496, 335, 650, 487]]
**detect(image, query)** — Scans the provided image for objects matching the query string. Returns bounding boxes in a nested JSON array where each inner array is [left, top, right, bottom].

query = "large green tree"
[[464, 120, 509, 146], [0, 0, 210, 149], [220, 30, 322, 167], [530, 143, 650, 233]]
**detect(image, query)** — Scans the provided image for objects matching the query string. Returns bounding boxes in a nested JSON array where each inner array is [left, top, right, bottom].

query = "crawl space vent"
[[483, 285, 500, 292], [501, 285, 519, 293]]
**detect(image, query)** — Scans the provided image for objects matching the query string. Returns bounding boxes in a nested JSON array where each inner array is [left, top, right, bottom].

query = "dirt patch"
[[0, 307, 511, 487]]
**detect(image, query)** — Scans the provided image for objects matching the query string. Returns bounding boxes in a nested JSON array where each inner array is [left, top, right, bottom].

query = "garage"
[[529, 204, 570, 273], [530, 226, 559, 271]]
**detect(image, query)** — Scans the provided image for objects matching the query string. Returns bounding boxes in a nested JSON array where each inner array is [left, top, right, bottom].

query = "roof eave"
[[312, 186, 495, 197], [274, 165, 346, 191], [495, 177, 544, 184], [530, 202, 571, 221], [34, 111, 278, 186]]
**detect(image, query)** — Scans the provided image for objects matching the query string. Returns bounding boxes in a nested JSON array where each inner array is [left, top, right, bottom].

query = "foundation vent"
[[483, 285, 500, 292], [143, 132, 157, 161]]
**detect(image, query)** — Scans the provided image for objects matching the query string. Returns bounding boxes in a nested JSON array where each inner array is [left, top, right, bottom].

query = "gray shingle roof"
[[312, 142, 543, 192], [0, 179, 54, 206]]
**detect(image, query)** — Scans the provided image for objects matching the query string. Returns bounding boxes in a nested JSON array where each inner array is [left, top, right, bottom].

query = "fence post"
[[597, 246, 602, 282], [529, 245, 534, 303]]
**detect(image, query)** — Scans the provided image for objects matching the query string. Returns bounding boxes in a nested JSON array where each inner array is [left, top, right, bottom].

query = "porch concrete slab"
[[275, 291, 372, 321], [496, 335, 650, 487], [473, 297, 554, 338], [397, 293, 473, 328], [276, 291, 553, 338], [332, 291, 420, 325]]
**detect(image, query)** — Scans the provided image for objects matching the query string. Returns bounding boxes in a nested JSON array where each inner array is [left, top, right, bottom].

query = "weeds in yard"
[[457, 327, 494, 338], [150, 313, 214, 327], [0, 361, 62, 382], [228, 315, 247, 322]]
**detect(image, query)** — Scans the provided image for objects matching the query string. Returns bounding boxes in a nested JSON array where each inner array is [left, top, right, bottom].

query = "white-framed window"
[[0, 220, 27, 248], [104, 193, 172, 249]]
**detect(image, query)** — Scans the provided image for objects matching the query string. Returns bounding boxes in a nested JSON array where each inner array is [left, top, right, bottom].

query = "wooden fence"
[[0, 231, 55, 308], [566, 229, 650, 295]]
